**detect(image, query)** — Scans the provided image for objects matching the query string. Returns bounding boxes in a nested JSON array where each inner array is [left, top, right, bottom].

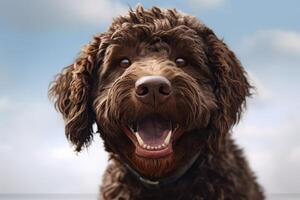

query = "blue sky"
[[0, 0, 300, 197]]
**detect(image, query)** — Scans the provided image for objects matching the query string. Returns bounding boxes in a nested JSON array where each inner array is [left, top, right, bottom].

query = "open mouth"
[[123, 114, 183, 158]]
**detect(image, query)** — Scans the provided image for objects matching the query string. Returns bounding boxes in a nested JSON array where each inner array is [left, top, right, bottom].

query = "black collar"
[[125, 151, 202, 189]]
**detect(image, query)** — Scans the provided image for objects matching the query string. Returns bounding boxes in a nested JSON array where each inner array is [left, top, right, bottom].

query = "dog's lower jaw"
[[126, 150, 202, 189], [130, 153, 176, 178]]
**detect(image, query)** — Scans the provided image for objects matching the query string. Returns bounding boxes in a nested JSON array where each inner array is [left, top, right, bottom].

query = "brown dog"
[[49, 6, 264, 200]]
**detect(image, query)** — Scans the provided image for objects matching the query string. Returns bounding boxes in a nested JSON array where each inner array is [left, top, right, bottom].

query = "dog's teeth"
[[135, 132, 144, 146], [142, 144, 167, 150], [173, 123, 179, 131], [164, 130, 172, 145]]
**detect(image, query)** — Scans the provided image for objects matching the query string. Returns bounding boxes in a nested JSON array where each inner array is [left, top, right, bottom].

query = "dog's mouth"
[[123, 114, 184, 159]]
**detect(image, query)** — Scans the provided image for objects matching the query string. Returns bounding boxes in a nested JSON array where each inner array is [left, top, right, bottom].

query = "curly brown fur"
[[49, 6, 264, 199]]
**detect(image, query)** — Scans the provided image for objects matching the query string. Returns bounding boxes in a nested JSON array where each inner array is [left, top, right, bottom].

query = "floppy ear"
[[49, 36, 104, 152], [202, 27, 252, 149]]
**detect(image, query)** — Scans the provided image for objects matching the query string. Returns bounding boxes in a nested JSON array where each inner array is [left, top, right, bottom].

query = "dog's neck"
[[124, 151, 202, 189]]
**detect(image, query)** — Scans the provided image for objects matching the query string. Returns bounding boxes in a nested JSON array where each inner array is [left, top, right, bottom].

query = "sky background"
[[0, 0, 299, 198]]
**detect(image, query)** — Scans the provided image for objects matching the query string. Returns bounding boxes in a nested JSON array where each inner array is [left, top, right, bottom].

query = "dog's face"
[[93, 32, 217, 177], [49, 7, 251, 179]]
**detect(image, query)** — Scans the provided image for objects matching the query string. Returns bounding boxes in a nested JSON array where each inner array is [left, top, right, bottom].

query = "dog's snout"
[[135, 76, 171, 105]]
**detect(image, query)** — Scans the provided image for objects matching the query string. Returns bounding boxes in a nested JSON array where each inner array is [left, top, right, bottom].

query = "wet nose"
[[135, 75, 172, 105]]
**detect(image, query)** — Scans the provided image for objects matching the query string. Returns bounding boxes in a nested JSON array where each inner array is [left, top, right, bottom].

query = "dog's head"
[[49, 6, 251, 178]]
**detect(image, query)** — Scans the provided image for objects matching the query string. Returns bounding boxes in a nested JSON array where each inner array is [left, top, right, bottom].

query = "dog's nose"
[[135, 75, 172, 105]]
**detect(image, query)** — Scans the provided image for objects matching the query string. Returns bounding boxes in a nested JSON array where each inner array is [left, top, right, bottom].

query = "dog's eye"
[[175, 57, 186, 67], [120, 58, 131, 68]]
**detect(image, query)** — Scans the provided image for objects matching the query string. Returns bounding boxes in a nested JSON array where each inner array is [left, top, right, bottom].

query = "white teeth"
[[141, 143, 169, 150], [164, 130, 172, 145], [173, 124, 179, 131], [135, 132, 144, 146], [136, 130, 172, 150]]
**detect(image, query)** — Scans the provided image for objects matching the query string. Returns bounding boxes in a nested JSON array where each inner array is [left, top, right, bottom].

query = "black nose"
[[135, 75, 172, 105]]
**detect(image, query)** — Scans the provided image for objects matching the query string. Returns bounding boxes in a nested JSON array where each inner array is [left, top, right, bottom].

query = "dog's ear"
[[49, 36, 104, 152], [201, 27, 252, 148]]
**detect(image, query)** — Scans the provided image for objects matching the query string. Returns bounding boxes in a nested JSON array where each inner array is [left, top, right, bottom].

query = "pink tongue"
[[137, 115, 171, 146]]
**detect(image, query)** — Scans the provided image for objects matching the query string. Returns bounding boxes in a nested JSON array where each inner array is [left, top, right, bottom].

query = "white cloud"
[[0, 97, 9, 112], [0, 0, 128, 30], [289, 146, 300, 163], [236, 29, 300, 102], [247, 71, 272, 102], [50, 146, 75, 161], [234, 114, 300, 193], [187, 0, 225, 10], [239, 29, 300, 63], [244, 30, 300, 55], [232, 29, 300, 194], [0, 144, 12, 152], [0, 98, 108, 193]]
